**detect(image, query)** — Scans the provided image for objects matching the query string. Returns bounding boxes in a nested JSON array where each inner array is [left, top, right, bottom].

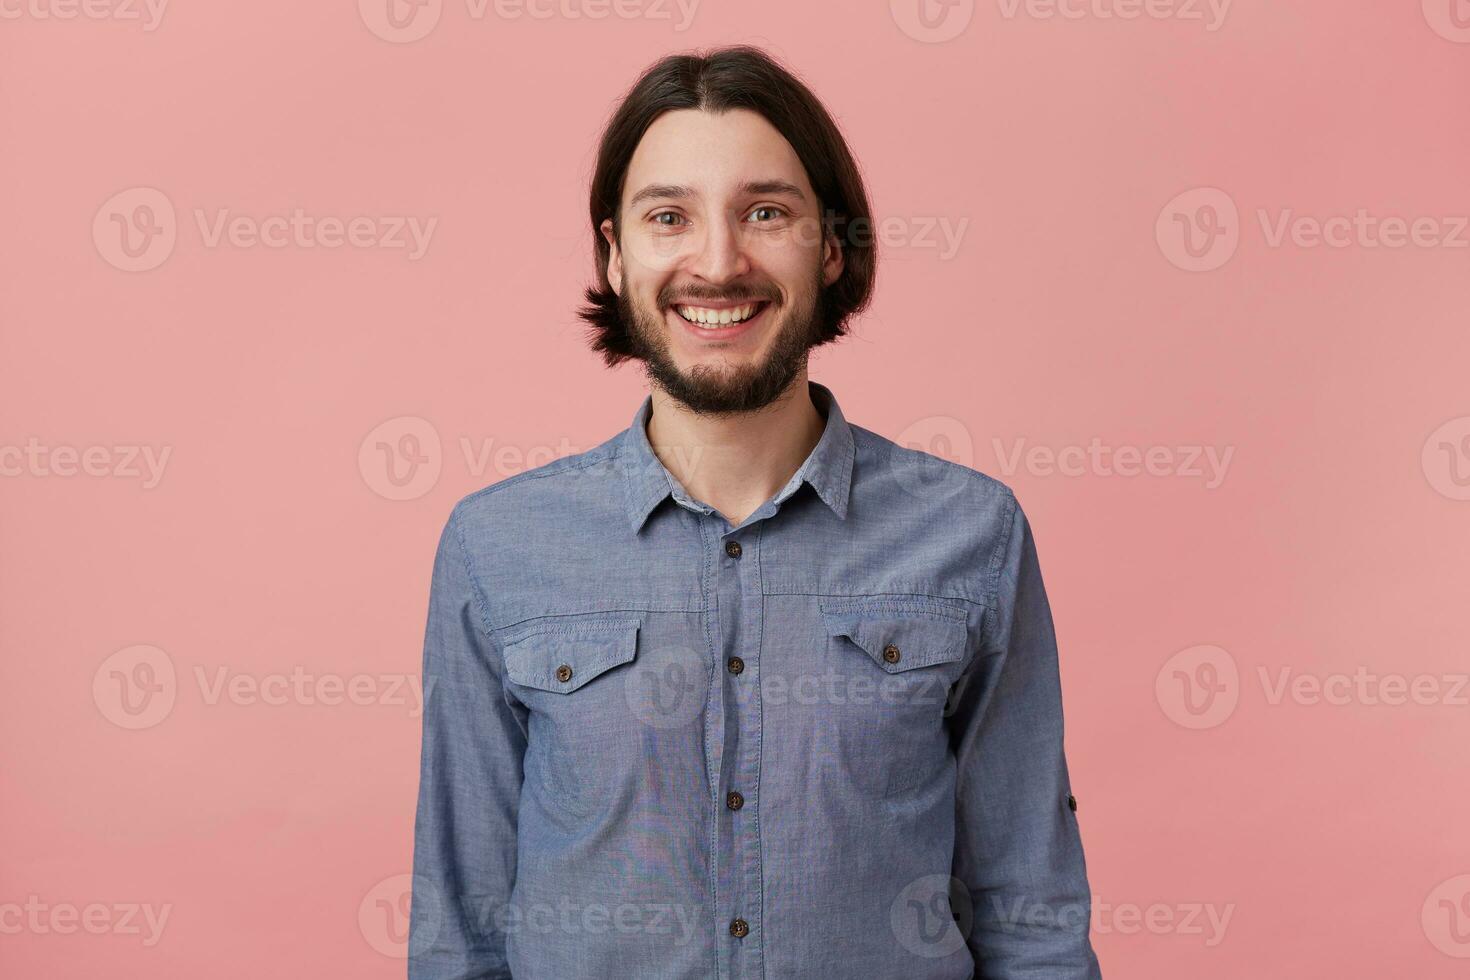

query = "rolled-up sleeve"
[[409, 503, 526, 980], [949, 492, 1102, 978]]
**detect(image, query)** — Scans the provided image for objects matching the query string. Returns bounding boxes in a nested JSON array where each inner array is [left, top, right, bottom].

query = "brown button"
[[727, 656, 745, 675], [726, 791, 744, 811], [1068, 794, 1078, 812], [729, 918, 749, 938], [882, 643, 901, 664], [725, 540, 742, 558], [555, 664, 573, 683]]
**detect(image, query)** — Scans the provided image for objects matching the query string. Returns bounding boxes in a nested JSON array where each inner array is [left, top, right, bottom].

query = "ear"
[[600, 218, 623, 296], [821, 220, 845, 288]]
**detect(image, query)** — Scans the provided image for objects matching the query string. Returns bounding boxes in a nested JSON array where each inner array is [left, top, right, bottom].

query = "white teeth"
[[675, 303, 762, 326]]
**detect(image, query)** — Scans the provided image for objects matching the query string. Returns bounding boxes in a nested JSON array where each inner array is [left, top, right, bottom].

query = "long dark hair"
[[578, 46, 877, 366]]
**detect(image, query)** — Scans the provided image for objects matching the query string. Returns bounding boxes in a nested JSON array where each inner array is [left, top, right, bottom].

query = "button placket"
[[712, 520, 764, 976]]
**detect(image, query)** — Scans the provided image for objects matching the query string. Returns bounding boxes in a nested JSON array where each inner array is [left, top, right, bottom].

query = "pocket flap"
[[819, 600, 968, 674], [502, 619, 640, 693]]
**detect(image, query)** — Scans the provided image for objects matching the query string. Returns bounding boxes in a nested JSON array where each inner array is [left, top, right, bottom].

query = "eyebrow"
[[626, 179, 809, 209]]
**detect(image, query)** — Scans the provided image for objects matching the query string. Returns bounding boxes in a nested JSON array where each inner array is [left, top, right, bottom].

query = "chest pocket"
[[819, 599, 969, 674], [817, 597, 972, 798], [500, 617, 642, 817], [503, 618, 640, 693]]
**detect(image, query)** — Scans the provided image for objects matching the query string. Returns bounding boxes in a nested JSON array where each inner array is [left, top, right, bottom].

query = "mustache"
[[661, 289, 777, 307]]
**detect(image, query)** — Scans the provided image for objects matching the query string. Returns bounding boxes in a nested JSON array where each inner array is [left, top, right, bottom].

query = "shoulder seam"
[[447, 502, 496, 636], [985, 487, 1020, 619]]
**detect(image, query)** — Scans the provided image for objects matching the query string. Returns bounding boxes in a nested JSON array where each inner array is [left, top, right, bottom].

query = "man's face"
[[602, 108, 844, 415]]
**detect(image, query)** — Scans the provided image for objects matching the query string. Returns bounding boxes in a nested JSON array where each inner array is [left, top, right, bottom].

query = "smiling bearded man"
[[408, 44, 1103, 980]]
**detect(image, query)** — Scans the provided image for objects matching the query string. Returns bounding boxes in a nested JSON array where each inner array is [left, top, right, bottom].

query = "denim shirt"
[[408, 381, 1102, 979]]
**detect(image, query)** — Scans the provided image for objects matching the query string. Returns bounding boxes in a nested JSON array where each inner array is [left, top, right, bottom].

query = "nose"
[[687, 213, 751, 285]]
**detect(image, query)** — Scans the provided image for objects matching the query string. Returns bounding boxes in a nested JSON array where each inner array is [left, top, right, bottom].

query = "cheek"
[[622, 231, 689, 274]]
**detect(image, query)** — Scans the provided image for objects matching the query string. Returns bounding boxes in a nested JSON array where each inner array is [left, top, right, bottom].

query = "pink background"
[[4, 1, 1470, 976]]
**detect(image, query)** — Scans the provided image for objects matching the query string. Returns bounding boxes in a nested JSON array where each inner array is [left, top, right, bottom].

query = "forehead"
[[621, 108, 813, 207]]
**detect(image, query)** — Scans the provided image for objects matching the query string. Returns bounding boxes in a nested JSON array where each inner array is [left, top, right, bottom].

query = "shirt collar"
[[620, 380, 855, 533]]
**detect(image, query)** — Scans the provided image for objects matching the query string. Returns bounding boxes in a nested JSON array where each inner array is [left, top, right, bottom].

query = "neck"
[[645, 372, 825, 527]]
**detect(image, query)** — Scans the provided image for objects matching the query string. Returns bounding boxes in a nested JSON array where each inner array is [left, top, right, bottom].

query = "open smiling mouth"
[[671, 301, 772, 328]]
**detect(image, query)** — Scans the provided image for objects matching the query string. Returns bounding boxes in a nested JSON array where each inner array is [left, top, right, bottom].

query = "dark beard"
[[617, 262, 826, 417]]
